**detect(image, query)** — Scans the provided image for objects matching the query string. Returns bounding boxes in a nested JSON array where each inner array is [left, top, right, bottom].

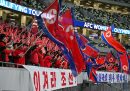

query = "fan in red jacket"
[[43, 54, 52, 68], [13, 43, 25, 65], [30, 45, 39, 66], [38, 47, 46, 67], [55, 56, 62, 68]]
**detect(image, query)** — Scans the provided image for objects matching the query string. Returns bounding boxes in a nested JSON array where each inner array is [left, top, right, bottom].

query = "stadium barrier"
[[0, 64, 130, 91]]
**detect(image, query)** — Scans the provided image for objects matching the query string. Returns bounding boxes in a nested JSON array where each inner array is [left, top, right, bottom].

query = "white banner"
[[96, 71, 128, 83], [23, 65, 77, 91]]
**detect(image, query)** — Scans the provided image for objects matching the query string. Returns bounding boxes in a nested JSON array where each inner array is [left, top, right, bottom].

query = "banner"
[[23, 65, 77, 91], [0, 0, 41, 16], [96, 71, 128, 83], [73, 20, 130, 34]]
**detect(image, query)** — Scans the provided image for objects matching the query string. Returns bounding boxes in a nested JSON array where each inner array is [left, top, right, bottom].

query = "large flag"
[[37, 0, 77, 76], [39, 0, 63, 46], [58, 9, 85, 76], [37, 0, 85, 76], [101, 26, 130, 73]]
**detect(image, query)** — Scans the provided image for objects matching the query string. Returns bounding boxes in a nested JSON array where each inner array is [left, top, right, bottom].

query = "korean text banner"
[[23, 65, 77, 91], [96, 71, 128, 83]]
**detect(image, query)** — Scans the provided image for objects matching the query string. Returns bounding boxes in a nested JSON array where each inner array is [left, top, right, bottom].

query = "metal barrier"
[[0, 61, 23, 68]]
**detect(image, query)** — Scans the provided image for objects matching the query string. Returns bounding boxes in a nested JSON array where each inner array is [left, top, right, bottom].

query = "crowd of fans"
[[74, 6, 130, 30], [0, 19, 69, 69]]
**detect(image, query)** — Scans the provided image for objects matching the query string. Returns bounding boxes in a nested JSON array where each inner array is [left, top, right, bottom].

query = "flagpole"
[[23, 31, 44, 56], [15, 29, 42, 50]]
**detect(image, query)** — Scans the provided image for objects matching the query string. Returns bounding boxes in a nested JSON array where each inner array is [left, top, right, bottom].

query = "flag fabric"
[[82, 44, 99, 59], [101, 26, 130, 73], [118, 53, 130, 73], [101, 27, 126, 53], [37, 0, 85, 76], [95, 56, 106, 65], [36, 0, 77, 76], [39, 0, 63, 46], [75, 29, 99, 82], [106, 52, 116, 63], [58, 9, 85, 76], [75, 33, 89, 49], [86, 61, 97, 82], [75, 32, 99, 58]]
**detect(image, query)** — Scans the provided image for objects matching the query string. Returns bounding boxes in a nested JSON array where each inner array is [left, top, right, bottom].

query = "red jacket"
[[43, 56, 52, 68], [55, 59, 61, 68], [30, 49, 39, 65], [4, 49, 13, 62], [13, 49, 25, 65], [38, 52, 44, 67]]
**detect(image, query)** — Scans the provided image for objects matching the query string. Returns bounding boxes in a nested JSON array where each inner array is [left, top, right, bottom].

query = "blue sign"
[[0, 0, 42, 16], [74, 20, 130, 34], [96, 71, 128, 83], [0, 0, 130, 35]]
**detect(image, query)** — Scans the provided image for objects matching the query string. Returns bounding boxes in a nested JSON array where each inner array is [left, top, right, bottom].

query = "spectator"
[[13, 43, 26, 65], [0, 34, 7, 61]]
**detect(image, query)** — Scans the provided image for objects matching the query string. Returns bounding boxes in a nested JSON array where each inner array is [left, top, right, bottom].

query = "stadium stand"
[[73, 6, 130, 30]]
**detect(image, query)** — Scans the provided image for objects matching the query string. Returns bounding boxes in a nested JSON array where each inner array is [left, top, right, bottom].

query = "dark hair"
[[0, 34, 6, 41]]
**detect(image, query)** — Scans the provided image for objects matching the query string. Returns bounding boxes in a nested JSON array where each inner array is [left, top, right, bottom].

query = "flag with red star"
[[58, 9, 85, 76], [101, 26, 130, 73]]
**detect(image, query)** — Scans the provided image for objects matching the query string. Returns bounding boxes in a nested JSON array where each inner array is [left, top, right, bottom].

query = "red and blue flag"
[[101, 26, 130, 73]]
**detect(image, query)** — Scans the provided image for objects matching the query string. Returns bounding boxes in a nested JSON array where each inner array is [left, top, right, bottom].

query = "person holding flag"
[[36, 0, 86, 76]]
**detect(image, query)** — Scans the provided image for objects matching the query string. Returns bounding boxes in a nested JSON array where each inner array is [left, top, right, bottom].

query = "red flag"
[[39, 1, 85, 76], [101, 27, 130, 73], [119, 53, 129, 73], [106, 52, 116, 63], [58, 9, 85, 74], [95, 56, 105, 65], [82, 45, 99, 58], [41, 0, 59, 36], [101, 27, 126, 53], [89, 68, 97, 82]]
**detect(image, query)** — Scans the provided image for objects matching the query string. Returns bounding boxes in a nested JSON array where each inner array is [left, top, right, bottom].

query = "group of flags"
[[101, 26, 130, 73], [35, 0, 130, 83]]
